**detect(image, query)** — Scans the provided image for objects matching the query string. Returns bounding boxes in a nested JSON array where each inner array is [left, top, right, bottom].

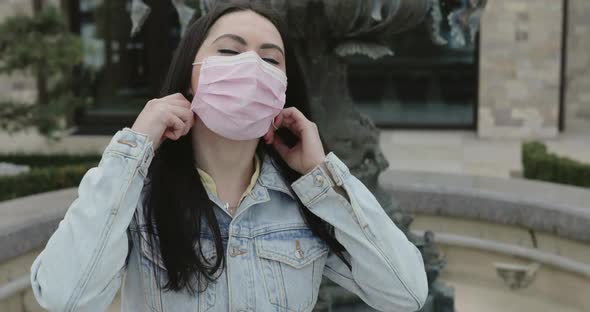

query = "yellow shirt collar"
[[196, 154, 261, 206]]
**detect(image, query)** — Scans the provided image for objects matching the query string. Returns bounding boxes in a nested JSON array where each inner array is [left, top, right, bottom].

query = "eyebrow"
[[212, 33, 285, 56]]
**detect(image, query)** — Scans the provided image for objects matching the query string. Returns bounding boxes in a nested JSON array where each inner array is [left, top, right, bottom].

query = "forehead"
[[205, 10, 284, 49]]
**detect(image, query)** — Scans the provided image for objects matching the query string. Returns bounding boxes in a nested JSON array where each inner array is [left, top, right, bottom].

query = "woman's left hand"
[[263, 107, 326, 175]]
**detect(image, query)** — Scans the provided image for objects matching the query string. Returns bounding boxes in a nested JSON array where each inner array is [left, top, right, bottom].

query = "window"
[[70, 0, 182, 134], [348, 14, 479, 128]]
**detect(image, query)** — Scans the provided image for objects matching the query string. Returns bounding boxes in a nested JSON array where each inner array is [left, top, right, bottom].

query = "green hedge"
[[0, 153, 100, 201], [522, 141, 590, 188], [0, 153, 101, 168]]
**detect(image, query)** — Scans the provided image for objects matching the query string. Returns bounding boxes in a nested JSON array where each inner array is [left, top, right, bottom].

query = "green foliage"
[[0, 152, 101, 202], [0, 163, 97, 202], [0, 6, 91, 140], [0, 6, 82, 74], [0, 153, 101, 167], [522, 141, 590, 188], [0, 101, 35, 133]]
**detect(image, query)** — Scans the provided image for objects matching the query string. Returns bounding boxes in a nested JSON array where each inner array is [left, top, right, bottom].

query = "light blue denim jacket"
[[30, 128, 428, 312]]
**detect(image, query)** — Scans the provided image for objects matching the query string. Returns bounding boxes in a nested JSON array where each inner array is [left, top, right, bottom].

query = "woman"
[[30, 3, 427, 312]]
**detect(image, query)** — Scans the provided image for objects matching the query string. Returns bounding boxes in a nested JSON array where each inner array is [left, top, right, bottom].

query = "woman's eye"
[[262, 58, 279, 65], [218, 49, 239, 55], [218, 49, 279, 65]]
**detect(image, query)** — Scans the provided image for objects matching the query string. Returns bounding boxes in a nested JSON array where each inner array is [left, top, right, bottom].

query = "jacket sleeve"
[[290, 152, 428, 312], [30, 127, 155, 312]]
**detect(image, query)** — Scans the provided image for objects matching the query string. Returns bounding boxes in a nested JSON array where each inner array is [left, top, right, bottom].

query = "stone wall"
[[478, 0, 564, 138], [565, 0, 590, 121]]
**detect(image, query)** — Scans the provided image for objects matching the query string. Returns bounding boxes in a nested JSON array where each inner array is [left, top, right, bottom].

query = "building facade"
[[0, 0, 588, 139]]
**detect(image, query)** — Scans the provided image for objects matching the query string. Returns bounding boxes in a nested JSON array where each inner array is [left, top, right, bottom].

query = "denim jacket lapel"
[[258, 153, 296, 200]]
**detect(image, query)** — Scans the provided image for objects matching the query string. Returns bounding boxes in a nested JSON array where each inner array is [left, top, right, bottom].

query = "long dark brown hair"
[[143, 2, 351, 295]]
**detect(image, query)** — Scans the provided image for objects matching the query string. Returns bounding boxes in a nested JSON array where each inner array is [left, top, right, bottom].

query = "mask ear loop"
[[188, 61, 204, 100]]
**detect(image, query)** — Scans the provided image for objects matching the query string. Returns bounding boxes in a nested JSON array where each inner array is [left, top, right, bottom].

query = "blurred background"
[[0, 0, 588, 312]]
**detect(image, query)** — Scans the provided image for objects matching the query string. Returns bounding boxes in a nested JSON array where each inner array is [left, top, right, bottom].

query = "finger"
[[272, 135, 290, 159], [167, 99, 191, 108], [263, 124, 274, 144], [163, 129, 175, 140], [179, 115, 194, 136], [186, 111, 196, 130], [164, 113, 186, 140], [277, 113, 310, 138], [264, 115, 281, 144], [273, 110, 297, 133], [274, 112, 285, 129], [168, 105, 193, 124], [281, 107, 308, 125], [164, 92, 188, 102], [167, 105, 194, 135]]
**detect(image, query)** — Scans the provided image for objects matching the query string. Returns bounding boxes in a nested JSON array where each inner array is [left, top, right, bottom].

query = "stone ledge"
[[2, 171, 590, 262], [381, 170, 590, 242], [0, 188, 73, 263], [412, 230, 590, 278]]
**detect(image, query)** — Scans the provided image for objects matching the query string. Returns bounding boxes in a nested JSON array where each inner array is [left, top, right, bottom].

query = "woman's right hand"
[[131, 93, 195, 150]]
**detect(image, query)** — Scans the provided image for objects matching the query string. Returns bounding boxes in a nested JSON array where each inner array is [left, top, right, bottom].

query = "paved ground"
[[380, 118, 590, 178]]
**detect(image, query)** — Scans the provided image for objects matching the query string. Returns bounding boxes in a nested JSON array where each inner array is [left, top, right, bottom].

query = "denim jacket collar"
[[198, 152, 296, 210], [258, 152, 296, 200]]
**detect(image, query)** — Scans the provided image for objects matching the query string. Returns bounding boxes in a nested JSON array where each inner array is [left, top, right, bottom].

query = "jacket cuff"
[[103, 127, 155, 177], [291, 152, 351, 206]]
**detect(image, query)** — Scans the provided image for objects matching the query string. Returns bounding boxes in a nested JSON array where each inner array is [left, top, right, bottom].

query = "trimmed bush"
[[0, 153, 101, 168], [0, 153, 100, 201], [522, 141, 590, 188]]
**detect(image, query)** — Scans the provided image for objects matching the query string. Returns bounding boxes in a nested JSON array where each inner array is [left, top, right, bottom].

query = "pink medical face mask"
[[191, 51, 288, 141]]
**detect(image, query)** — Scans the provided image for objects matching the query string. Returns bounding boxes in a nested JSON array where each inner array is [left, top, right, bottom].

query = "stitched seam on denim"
[[64, 156, 138, 311], [339, 176, 421, 306], [104, 149, 140, 160], [310, 259, 318, 310], [256, 248, 274, 311], [273, 258, 287, 309], [293, 165, 333, 206], [290, 167, 319, 189], [324, 264, 355, 281], [303, 185, 330, 207], [230, 193, 271, 221], [122, 127, 150, 141], [326, 153, 351, 184], [138, 233, 163, 311], [260, 183, 295, 200], [200, 278, 216, 311], [246, 243, 257, 310], [130, 231, 154, 312], [138, 142, 154, 178], [139, 234, 166, 271], [251, 223, 310, 237], [256, 245, 328, 269], [69, 163, 135, 310]]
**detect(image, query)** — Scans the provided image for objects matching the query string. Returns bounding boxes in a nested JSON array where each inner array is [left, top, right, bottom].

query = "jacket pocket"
[[136, 230, 218, 312], [254, 227, 329, 312]]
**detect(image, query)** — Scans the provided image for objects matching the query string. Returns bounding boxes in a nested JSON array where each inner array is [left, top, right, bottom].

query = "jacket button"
[[230, 246, 247, 257], [314, 175, 324, 186], [295, 249, 304, 259]]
